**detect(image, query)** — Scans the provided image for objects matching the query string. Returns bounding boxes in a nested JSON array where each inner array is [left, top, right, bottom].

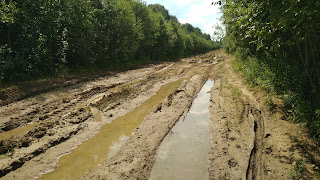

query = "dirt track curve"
[[0, 50, 319, 180]]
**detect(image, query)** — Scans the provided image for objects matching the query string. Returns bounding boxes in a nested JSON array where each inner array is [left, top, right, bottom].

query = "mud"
[[0, 64, 175, 179], [39, 79, 185, 180], [149, 80, 214, 180], [208, 52, 320, 180], [0, 50, 319, 179]]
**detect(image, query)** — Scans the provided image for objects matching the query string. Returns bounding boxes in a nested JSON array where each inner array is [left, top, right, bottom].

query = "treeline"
[[0, 0, 219, 84], [220, 0, 320, 141]]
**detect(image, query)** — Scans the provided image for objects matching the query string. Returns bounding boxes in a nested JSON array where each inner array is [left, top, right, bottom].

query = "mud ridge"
[[82, 75, 207, 180], [0, 124, 85, 178], [0, 63, 169, 107], [1, 50, 319, 179], [208, 78, 268, 180], [0, 77, 159, 157], [0, 63, 184, 179], [0, 83, 121, 133], [0, 72, 114, 107]]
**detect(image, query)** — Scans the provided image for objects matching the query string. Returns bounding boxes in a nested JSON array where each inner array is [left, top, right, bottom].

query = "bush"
[[221, 0, 320, 144], [0, 0, 220, 85]]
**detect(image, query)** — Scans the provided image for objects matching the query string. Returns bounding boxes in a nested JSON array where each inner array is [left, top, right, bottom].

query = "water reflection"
[[149, 80, 214, 180]]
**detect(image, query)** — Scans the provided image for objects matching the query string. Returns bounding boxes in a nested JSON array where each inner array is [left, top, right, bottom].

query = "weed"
[[264, 95, 275, 111], [224, 82, 241, 99], [55, 91, 63, 96], [231, 86, 241, 99], [239, 101, 245, 123], [315, 109, 320, 118], [225, 120, 231, 131], [290, 160, 307, 180], [1, 136, 17, 156]]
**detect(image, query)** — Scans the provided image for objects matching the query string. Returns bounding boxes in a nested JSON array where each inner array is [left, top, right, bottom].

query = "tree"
[[148, 4, 170, 21], [212, 23, 225, 43], [220, 0, 320, 141], [0, 0, 219, 84]]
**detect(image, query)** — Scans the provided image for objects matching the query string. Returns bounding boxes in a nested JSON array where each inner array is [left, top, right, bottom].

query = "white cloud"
[[179, 0, 221, 35], [172, 0, 199, 6], [203, 19, 224, 38]]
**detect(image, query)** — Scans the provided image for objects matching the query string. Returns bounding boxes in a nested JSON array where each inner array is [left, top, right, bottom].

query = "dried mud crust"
[[0, 64, 178, 179], [0, 64, 168, 131], [208, 52, 320, 180], [0, 62, 172, 107], [0, 53, 215, 179], [0, 72, 113, 107], [0, 50, 319, 180]]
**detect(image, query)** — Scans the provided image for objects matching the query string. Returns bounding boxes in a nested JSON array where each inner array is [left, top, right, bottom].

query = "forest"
[[0, 0, 219, 85], [219, 0, 320, 142], [1, 1, 320, 178]]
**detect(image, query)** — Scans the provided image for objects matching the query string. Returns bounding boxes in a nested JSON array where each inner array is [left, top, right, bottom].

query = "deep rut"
[[208, 78, 267, 180], [0, 64, 173, 178], [246, 107, 265, 180], [2, 50, 315, 179]]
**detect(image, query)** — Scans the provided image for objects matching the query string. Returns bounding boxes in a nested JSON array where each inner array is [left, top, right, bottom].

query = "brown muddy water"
[[0, 122, 39, 141], [38, 79, 184, 180], [149, 80, 214, 180]]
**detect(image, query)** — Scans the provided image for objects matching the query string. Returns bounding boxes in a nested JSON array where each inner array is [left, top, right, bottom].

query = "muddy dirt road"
[[0, 50, 319, 179]]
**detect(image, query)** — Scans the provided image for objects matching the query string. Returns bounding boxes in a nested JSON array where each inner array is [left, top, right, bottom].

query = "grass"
[[263, 95, 275, 111], [230, 49, 320, 144], [1, 136, 17, 156], [219, 80, 241, 99], [231, 86, 241, 99], [290, 160, 307, 180], [288, 134, 320, 177], [225, 120, 231, 131]]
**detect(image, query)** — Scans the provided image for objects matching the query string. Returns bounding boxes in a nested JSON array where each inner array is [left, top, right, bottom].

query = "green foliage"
[[264, 95, 275, 111], [232, 54, 275, 93], [0, 0, 17, 24], [220, 0, 320, 143], [148, 4, 170, 21], [0, 0, 220, 85], [316, 110, 320, 118], [212, 23, 225, 43], [290, 160, 307, 180]]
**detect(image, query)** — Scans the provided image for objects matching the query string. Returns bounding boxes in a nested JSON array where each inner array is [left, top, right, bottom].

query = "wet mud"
[[0, 50, 319, 180], [150, 80, 214, 180], [39, 79, 184, 180]]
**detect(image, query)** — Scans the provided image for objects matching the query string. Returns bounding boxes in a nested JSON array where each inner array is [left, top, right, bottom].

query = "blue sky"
[[144, 0, 222, 37]]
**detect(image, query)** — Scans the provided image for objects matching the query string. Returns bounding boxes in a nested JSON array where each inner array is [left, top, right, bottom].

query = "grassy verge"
[[230, 49, 320, 144]]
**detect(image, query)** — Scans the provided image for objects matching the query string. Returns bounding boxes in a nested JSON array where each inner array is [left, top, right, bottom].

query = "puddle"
[[0, 123, 39, 141], [39, 79, 184, 180], [149, 80, 214, 180]]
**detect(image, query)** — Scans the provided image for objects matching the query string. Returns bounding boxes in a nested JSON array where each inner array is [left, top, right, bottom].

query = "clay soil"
[[0, 50, 319, 180]]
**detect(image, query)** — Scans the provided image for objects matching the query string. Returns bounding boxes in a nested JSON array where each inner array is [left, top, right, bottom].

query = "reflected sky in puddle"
[[149, 80, 214, 180], [38, 79, 184, 180]]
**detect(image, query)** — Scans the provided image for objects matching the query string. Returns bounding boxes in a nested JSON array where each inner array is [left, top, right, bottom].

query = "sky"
[[144, 0, 222, 37]]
